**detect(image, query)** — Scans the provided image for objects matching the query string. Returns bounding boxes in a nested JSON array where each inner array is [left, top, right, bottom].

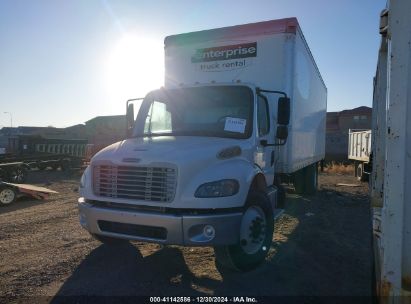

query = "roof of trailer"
[[165, 18, 299, 46]]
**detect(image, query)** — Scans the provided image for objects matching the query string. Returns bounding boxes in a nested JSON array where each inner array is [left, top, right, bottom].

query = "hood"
[[92, 136, 251, 166]]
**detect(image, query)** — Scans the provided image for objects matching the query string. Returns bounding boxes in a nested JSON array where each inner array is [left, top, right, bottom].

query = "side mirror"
[[126, 103, 135, 137], [276, 125, 288, 140], [277, 97, 290, 125]]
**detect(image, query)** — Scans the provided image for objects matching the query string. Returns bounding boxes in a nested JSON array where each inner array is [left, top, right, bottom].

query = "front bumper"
[[78, 200, 242, 246]]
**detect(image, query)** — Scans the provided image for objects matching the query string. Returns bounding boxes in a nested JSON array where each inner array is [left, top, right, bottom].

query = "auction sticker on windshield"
[[224, 117, 246, 133]]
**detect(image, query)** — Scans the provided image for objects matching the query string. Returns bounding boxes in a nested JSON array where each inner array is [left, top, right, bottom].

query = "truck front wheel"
[[214, 191, 274, 272]]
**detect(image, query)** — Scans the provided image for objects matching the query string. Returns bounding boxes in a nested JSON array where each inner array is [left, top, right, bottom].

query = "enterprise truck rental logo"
[[191, 43, 257, 63], [191, 42, 257, 72]]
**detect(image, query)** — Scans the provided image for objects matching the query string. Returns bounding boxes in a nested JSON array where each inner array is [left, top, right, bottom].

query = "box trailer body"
[[164, 18, 327, 173], [348, 129, 372, 181], [348, 129, 372, 162], [78, 18, 326, 271], [371, 0, 411, 299]]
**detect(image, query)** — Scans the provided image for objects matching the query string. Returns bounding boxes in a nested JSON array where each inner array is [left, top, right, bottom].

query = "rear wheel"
[[214, 191, 274, 272], [357, 163, 366, 182], [304, 163, 318, 195], [61, 159, 71, 171], [37, 163, 47, 170], [274, 175, 286, 209], [9, 167, 27, 183], [293, 168, 305, 194], [0, 187, 17, 206], [276, 185, 286, 209]]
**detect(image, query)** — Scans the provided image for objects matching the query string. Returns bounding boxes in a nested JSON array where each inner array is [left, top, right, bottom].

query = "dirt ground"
[[0, 170, 372, 302]]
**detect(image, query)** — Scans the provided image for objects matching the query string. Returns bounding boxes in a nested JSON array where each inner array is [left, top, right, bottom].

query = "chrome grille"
[[93, 165, 176, 202]]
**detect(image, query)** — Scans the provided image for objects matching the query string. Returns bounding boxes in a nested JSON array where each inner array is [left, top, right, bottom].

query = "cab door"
[[254, 94, 275, 185]]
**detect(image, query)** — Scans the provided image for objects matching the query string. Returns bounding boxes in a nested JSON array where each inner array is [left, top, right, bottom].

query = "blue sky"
[[0, 0, 386, 128]]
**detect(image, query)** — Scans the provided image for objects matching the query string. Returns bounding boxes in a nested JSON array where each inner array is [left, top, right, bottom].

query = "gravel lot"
[[0, 170, 372, 302]]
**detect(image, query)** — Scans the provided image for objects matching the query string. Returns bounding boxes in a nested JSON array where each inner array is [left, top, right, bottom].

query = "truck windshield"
[[133, 86, 253, 139]]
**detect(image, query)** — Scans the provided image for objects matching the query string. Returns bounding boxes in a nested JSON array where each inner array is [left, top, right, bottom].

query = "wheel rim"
[[0, 189, 16, 205], [240, 205, 267, 255], [357, 165, 362, 179]]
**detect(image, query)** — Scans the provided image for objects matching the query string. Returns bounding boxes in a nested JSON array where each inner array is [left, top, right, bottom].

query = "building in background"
[[325, 106, 372, 161]]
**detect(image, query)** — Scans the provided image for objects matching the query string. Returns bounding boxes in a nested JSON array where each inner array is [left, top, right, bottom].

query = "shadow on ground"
[[51, 175, 372, 300], [52, 244, 221, 299]]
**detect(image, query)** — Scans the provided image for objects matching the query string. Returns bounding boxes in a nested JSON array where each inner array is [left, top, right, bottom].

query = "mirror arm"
[[126, 97, 144, 107], [126, 97, 144, 138]]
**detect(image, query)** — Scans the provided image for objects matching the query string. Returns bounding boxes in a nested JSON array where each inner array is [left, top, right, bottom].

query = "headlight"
[[195, 179, 239, 198]]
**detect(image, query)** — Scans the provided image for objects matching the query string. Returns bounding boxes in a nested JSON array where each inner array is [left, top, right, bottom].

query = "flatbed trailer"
[[0, 153, 83, 171], [0, 182, 58, 206]]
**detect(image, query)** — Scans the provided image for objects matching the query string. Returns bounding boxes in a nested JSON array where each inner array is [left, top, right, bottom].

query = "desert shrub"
[[323, 161, 354, 175]]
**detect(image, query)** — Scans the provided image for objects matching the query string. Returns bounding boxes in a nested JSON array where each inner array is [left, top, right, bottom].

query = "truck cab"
[[79, 83, 290, 271]]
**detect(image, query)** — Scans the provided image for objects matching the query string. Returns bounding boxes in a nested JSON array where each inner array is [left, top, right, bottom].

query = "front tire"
[[214, 191, 274, 272]]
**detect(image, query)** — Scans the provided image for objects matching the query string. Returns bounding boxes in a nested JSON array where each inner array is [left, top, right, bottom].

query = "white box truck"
[[78, 18, 327, 271], [371, 0, 411, 299]]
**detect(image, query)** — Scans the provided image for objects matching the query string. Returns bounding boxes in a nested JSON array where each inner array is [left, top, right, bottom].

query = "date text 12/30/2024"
[[150, 297, 258, 303]]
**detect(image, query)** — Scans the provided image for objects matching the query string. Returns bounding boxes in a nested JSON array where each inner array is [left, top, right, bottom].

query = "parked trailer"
[[1, 135, 92, 171], [348, 129, 372, 181], [0, 182, 58, 206], [371, 0, 411, 300]]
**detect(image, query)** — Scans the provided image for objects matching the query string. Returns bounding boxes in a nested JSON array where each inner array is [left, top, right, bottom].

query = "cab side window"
[[257, 96, 270, 136]]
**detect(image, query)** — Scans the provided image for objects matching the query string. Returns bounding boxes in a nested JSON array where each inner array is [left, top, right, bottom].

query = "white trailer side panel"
[[164, 19, 326, 174], [277, 28, 327, 173], [371, 0, 411, 298]]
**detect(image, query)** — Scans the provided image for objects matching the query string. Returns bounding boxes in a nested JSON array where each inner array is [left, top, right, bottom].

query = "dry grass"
[[323, 162, 355, 175]]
